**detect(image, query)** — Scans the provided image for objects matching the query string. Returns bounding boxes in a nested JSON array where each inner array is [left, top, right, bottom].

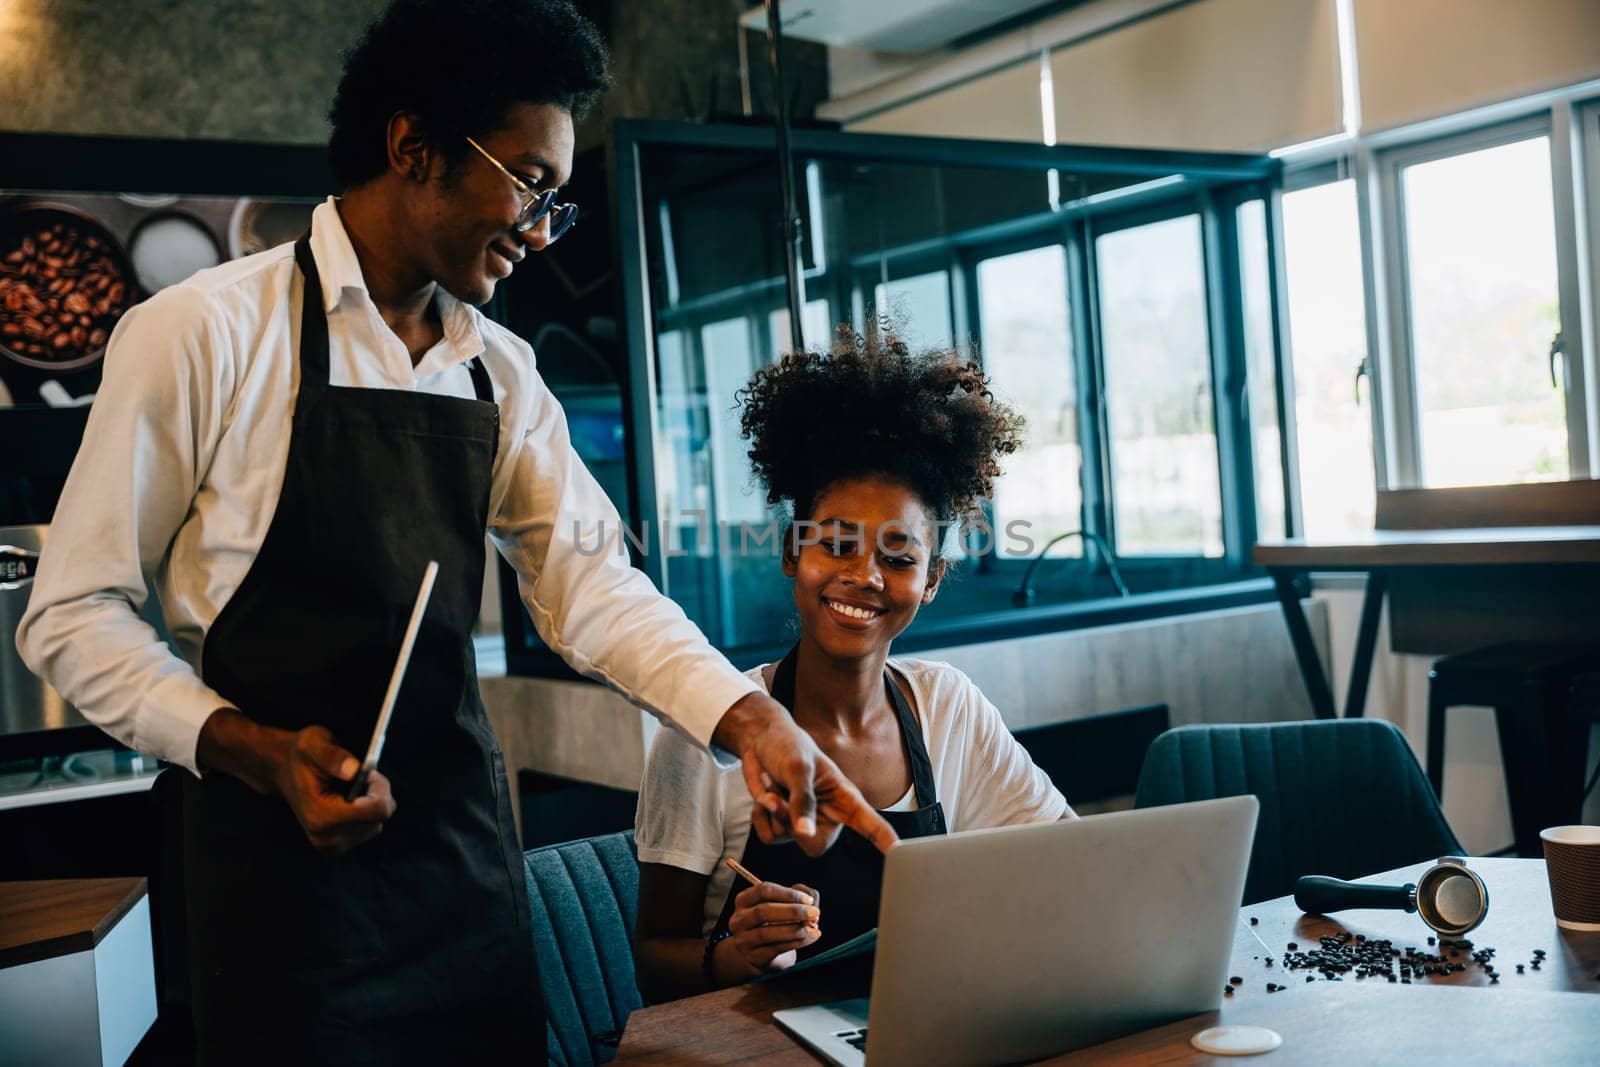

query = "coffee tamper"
[[1294, 857, 1490, 937]]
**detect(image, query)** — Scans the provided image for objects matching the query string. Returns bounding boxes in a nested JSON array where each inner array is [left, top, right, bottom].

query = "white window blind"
[[1049, 0, 1343, 152], [1354, 0, 1600, 133], [846, 57, 1044, 143]]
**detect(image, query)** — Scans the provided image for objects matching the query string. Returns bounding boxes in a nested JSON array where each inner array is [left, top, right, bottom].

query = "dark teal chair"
[[1133, 720, 1464, 904], [524, 831, 642, 1067]]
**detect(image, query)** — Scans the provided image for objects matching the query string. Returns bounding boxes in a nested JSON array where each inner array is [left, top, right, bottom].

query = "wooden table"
[[1254, 482, 1600, 721], [614, 859, 1600, 1064], [0, 876, 147, 968], [0, 877, 157, 1065], [1252, 525, 1600, 722]]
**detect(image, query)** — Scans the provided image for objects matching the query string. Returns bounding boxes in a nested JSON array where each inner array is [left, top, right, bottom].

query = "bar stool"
[[1426, 643, 1597, 857], [1571, 671, 1600, 811]]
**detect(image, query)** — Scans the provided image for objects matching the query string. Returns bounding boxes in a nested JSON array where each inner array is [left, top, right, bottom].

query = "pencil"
[[725, 858, 818, 912], [725, 856, 762, 889]]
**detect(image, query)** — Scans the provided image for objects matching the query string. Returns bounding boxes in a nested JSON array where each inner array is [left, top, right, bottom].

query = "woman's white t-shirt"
[[634, 658, 1073, 935]]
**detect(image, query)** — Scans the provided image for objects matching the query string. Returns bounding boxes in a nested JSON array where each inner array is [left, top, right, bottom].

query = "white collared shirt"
[[18, 198, 758, 773]]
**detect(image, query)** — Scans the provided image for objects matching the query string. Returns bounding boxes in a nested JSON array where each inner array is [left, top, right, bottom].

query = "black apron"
[[711, 647, 947, 958], [178, 232, 538, 1063]]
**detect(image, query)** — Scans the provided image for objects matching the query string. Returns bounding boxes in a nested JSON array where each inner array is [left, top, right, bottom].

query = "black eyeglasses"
[[465, 136, 579, 242]]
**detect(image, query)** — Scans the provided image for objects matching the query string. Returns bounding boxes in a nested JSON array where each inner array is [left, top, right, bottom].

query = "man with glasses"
[[18, 1, 893, 1062], [465, 134, 580, 243]]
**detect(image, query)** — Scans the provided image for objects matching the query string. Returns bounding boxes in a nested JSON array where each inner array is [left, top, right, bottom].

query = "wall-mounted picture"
[[0, 191, 317, 405]]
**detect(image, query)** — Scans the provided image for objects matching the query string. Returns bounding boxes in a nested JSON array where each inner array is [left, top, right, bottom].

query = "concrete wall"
[[583, 0, 828, 153], [0, 0, 827, 146], [0, 0, 385, 141]]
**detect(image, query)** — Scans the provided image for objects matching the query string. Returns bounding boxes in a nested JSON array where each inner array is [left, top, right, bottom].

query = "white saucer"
[[1191, 1024, 1283, 1056]]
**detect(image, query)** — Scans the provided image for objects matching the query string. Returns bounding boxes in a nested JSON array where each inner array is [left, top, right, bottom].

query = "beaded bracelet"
[[702, 930, 732, 989]]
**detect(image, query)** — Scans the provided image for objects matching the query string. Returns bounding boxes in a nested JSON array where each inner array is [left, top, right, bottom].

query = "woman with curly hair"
[[633, 324, 1076, 1002]]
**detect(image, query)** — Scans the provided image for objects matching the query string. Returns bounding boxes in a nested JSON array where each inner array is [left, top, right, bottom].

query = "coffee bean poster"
[[0, 192, 317, 406]]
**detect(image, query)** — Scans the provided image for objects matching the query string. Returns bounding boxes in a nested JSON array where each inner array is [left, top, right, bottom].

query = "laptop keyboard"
[[835, 1028, 868, 1051]]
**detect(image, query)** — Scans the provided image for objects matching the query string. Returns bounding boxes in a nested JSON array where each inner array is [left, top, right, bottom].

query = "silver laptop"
[[773, 795, 1258, 1066]]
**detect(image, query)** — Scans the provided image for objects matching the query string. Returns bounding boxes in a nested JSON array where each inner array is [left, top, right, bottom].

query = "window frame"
[[1281, 93, 1600, 496], [959, 232, 1087, 578], [1080, 195, 1251, 570], [1221, 182, 1303, 544], [1564, 96, 1600, 476], [1274, 165, 1381, 539], [1375, 114, 1580, 488], [608, 119, 1286, 665]]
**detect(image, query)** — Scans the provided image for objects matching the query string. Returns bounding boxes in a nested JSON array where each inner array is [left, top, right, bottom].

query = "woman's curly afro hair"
[[328, 0, 610, 189], [739, 322, 1024, 537]]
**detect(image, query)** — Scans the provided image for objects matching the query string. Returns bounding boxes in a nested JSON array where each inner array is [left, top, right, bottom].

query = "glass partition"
[[618, 122, 1285, 659]]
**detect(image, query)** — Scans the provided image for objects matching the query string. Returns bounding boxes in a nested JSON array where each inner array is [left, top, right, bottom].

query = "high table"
[[0, 877, 157, 1065], [1253, 525, 1600, 721], [613, 859, 1600, 1064]]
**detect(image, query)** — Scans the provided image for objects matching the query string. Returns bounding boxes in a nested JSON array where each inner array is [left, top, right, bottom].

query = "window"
[[1237, 200, 1287, 542], [1397, 134, 1568, 487], [768, 299, 832, 357], [976, 245, 1082, 557], [614, 128, 1284, 665], [653, 328, 701, 545], [872, 270, 953, 351], [1096, 215, 1223, 557], [700, 317, 765, 526], [1280, 178, 1375, 538], [1277, 104, 1600, 525]]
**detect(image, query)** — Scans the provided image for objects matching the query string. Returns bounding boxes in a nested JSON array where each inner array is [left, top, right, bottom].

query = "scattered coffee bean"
[[1249, 917, 1259, 926], [1224, 986, 1234, 996], [1263, 929, 1511, 991], [1265, 983, 1278, 993], [1305, 975, 1314, 983], [1230, 976, 1243, 985], [1516, 964, 1524, 974]]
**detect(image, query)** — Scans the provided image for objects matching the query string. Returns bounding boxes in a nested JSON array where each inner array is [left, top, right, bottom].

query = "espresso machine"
[[0, 525, 92, 752]]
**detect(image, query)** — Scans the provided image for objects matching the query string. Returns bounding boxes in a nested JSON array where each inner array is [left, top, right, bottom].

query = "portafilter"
[[1295, 857, 1490, 938]]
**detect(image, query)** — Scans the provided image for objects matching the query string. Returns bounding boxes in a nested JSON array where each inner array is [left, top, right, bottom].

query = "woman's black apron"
[[710, 647, 947, 959], [179, 232, 538, 1063]]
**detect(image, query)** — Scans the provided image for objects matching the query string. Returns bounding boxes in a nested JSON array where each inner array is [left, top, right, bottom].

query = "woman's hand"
[[712, 881, 822, 982]]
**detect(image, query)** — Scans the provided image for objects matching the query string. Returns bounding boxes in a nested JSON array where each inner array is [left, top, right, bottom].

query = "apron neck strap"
[[295, 230, 496, 409], [292, 232, 331, 422], [883, 664, 938, 808], [771, 645, 938, 809], [466, 354, 494, 404]]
